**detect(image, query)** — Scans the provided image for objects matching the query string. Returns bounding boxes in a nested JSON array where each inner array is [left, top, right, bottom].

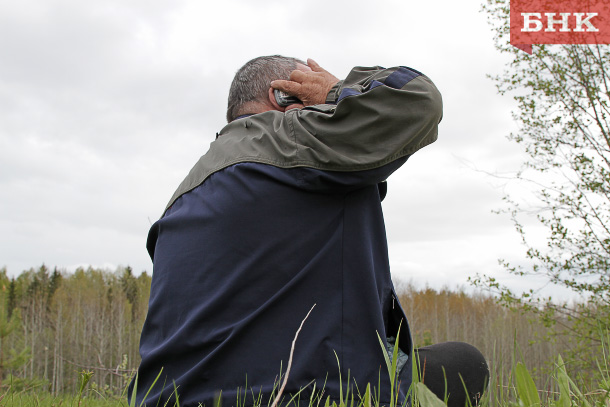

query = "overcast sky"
[[0, 0, 575, 299]]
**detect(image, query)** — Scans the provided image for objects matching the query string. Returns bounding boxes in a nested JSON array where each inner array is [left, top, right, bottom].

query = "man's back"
[[131, 60, 442, 407]]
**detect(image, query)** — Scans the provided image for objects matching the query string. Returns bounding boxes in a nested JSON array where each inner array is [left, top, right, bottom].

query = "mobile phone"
[[274, 89, 301, 107]]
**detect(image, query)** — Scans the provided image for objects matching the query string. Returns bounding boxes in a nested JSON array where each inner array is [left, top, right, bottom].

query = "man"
[[131, 56, 484, 407]]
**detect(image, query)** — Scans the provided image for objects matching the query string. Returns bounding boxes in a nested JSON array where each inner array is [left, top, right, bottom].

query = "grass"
[[1, 354, 609, 407], [3, 329, 610, 406], [0, 392, 120, 407]]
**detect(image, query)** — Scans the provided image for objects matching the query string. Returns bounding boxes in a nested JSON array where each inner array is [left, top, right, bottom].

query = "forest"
[[0, 265, 150, 397], [0, 264, 599, 402]]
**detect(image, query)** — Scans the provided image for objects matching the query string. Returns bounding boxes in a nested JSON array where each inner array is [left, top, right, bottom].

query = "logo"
[[510, 0, 610, 53]]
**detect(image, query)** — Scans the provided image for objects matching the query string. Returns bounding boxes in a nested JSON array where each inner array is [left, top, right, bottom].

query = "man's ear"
[[268, 88, 285, 112]]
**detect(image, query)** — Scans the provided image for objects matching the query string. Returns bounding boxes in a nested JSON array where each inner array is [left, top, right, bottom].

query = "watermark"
[[510, 0, 610, 53]]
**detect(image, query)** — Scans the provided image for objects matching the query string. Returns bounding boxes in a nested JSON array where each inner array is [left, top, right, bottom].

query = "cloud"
[[0, 0, 556, 301]]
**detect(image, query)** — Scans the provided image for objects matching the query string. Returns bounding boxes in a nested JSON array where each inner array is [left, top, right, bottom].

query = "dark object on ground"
[[412, 342, 489, 407]]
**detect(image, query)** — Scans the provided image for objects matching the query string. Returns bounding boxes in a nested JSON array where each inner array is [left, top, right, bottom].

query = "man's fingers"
[[270, 79, 288, 89], [289, 69, 308, 82], [272, 59, 338, 107], [270, 80, 301, 95], [307, 58, 324, 73]]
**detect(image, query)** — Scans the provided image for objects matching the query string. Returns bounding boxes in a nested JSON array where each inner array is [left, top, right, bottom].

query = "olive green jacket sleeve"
[[164, 66, 442, 213]]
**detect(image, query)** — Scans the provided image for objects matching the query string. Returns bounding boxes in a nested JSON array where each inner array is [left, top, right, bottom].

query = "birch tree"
[[472, 0, 610, 377]]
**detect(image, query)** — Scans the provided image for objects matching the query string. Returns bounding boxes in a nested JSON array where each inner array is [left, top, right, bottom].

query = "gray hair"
[[226, 55, 304, 122]]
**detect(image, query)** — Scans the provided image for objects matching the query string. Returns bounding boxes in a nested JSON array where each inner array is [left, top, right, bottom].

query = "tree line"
[[0, 265, 150, 396], [0, 264, 598, 399], [396, 281, 600, 394]]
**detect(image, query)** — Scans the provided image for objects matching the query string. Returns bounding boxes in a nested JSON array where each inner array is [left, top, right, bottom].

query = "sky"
[[0, 0, 575, 300]]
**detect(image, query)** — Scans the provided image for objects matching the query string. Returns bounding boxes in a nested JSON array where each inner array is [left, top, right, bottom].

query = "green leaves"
[[476, 0, 610, 381], [555, 355, 571, 407], [414, 382, 446, 407], [376, 320, 404, 407], [74, 370, 94, 407], [509, 354, 609, 407], [514, 362, 541, 407]]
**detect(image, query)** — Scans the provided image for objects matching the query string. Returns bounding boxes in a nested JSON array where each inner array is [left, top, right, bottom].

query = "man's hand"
[[271, 59, 339, 107]]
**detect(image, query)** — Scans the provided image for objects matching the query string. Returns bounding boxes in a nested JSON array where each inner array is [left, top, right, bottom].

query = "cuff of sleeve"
[[325, 80, 344, 105]]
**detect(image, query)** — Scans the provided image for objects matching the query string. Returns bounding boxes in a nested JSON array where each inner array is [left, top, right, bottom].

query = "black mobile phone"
[[274, 89, 301, 107]]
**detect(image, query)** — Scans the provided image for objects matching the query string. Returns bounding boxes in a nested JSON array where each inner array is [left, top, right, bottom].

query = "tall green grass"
[[2, 335, 609, 407]]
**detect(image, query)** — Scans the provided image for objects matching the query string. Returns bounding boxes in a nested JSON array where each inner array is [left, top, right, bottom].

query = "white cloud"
[[0, 0, 563, 301]]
